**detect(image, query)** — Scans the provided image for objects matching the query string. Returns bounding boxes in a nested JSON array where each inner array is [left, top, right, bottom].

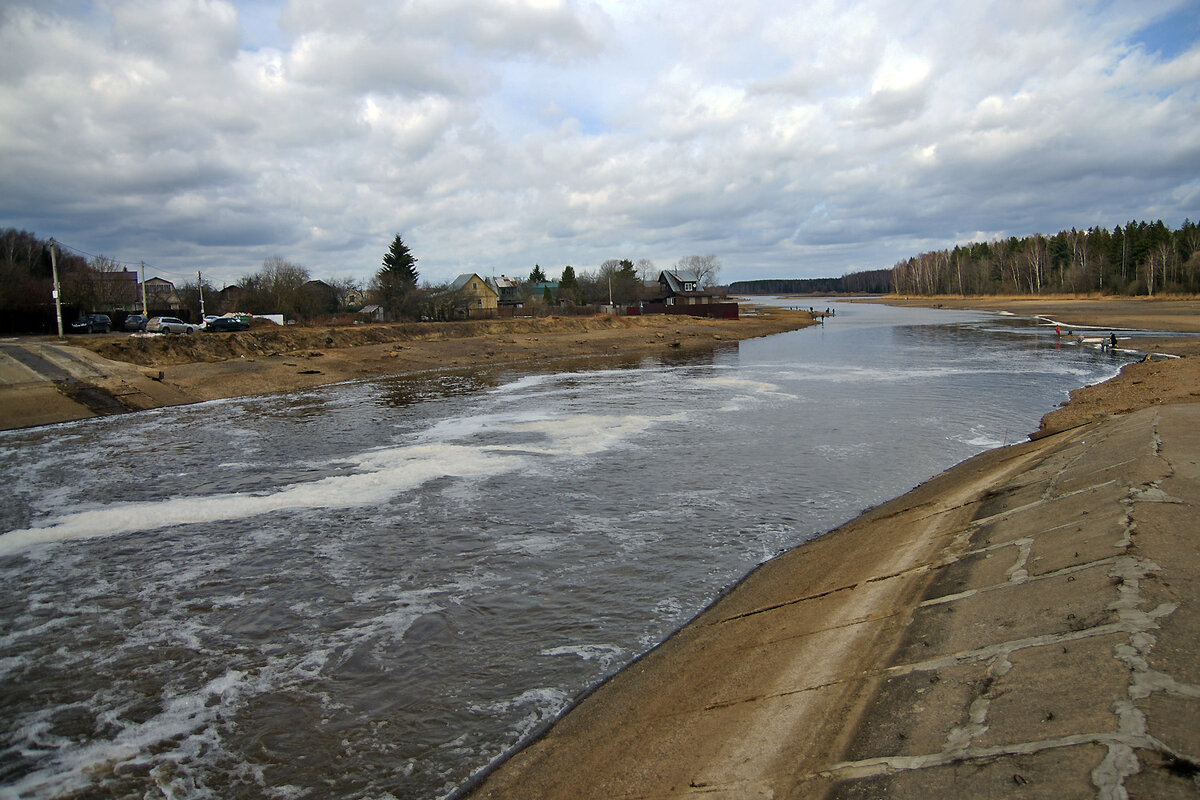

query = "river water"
[[0, 301, 1136, 799]]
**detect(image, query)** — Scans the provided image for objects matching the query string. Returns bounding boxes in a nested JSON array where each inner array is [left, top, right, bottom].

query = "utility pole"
[[198, 270, 206, 321], [140, 261, 148, 315], [49, 238, 64, 338]]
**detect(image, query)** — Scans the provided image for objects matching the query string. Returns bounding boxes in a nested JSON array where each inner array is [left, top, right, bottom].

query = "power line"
[[51, 239, 195, 283]]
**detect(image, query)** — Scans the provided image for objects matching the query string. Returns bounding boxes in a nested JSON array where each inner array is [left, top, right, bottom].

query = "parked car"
[[124, 314, 148, 331], [205, 316, 251, 332], [69, 313, 111, 333], [146, 316, 196, 334]]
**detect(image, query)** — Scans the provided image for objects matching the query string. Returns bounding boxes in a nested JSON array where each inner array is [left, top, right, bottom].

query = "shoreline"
[[6, 297, 1199, 796], [465, 297, 1200, 799], [0, 308, 815, 432]]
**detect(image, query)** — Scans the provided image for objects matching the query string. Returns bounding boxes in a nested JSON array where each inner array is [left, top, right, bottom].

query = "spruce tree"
[[382, 234, 419, 285], [373, 234, 420, 319]]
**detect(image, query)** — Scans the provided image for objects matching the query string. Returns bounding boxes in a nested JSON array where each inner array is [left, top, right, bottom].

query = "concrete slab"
[[893, 563, 1120, 663], [840, 662, 987, 760], [974, 634, 1129, 748], [1123, 748, 1200, 799], [818, 744, 1107, 800]]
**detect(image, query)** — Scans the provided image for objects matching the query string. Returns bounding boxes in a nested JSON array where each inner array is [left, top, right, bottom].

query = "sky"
[[1, 0, 1198, 289]]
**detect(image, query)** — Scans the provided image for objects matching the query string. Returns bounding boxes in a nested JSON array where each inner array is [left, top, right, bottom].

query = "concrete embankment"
[[467, 403, 1200, 799]]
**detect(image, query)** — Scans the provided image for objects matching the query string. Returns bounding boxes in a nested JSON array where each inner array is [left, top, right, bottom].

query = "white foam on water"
[[493, 533, 565, 556], [951, 426, 1009, 449], [698, 375, 795, 399], [0, 443, 525, 556], [471, 687, 571, 737], [541, 643, 624, 664], [0, 669, 248, 800], [424, 409, 687, 458], [486, 372, 559, 395], [493, 412, 687, 457]]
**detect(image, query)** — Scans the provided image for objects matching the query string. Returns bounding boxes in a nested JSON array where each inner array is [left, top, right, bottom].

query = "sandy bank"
[[0, 308, 814, 432], [464, 298, 1200, 799]]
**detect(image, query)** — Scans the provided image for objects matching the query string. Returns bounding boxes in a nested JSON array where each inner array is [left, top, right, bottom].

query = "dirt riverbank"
[[465, 296, 1200, 799], [0, 308, 814, 431]]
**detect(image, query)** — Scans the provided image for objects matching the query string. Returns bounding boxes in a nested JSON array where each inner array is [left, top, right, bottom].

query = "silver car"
[[146, 316, 197, 334]]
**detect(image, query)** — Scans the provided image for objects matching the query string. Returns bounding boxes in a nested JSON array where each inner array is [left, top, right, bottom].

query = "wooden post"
[[49, 238, 63, 338]]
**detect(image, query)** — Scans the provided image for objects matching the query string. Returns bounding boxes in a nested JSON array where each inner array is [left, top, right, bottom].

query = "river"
[[0, 300, 1136, 799]]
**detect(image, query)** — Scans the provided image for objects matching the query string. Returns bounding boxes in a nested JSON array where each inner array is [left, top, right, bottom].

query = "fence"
[[629, 302, 740, 320]]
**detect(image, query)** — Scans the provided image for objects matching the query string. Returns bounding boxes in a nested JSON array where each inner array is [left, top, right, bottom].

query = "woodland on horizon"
[[731, 219, 1200, 297]]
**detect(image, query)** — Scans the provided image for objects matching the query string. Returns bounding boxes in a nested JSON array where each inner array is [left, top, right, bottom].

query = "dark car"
[[205, 316, 251, 332], [124, 314, 148, 331], [69, 313, 111, 333]]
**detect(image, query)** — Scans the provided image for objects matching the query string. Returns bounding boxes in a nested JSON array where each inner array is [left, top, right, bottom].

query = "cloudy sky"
[[1, 0, 1198, 288]]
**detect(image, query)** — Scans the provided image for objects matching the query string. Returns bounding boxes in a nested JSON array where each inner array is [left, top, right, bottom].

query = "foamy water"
[[0, 301, 1132, 798]]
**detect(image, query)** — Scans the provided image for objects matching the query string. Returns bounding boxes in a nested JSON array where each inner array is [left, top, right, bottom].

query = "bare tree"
[[597, 259, 641, 304], [674, 254, 721, 287], [238, 257, 311, 317], [635, 258, 656, 285]]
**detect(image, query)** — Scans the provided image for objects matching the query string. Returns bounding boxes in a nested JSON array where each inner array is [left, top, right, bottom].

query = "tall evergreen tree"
[[372, 234, 421, 319], [529, 264, 547, 283], [382, 234, 419, 285]]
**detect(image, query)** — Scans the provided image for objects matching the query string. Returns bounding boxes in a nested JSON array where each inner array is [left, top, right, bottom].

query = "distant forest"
[[892, 220, 1200, 296], [728, 269, 891, 295], [734, 219, 1200, 297]]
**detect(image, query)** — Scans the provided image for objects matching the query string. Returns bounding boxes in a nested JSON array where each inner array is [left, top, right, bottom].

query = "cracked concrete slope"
[[465, 404, 1200, 800], [0, 342, 188, 428]]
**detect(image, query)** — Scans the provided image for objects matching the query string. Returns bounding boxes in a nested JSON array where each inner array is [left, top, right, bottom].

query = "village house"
[[141, 277, 184, 312], [341, 287, 365, 310], [485, 275, 524, 308], [448, 273, 499, 315], [302, 279, 340, 314], [656, 270, 719, 305], [90, 269, 141, 311]]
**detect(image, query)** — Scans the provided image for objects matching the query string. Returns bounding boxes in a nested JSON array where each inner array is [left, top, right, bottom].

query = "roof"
[[448, 273, 498, 295], [659, 270, 702, 294], [486, 275, 521, 291]]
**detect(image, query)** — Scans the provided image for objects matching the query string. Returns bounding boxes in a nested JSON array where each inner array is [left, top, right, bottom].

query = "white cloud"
[[0, 0, 1197, 287]]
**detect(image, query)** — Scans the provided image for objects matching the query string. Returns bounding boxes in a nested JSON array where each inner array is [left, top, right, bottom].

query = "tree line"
[[890, 220, 1200, 297], [728, 269, 891, 295], [0, 228, 364, 331], [0, 227, 726, 330], [368, 234, 724, 321]]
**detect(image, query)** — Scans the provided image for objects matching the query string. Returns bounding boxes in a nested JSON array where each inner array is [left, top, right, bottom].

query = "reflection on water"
[[0, 301, 1136, 799]]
